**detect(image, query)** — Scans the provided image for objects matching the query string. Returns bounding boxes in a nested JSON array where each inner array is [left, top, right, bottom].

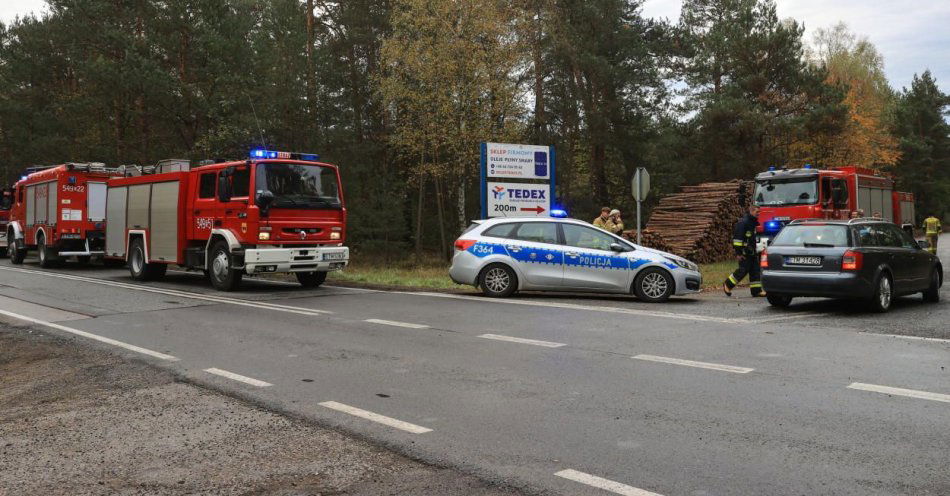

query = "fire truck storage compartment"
[[858, 187, 893, 222], [106, 181, 180, 262], [105, 186, 127, 257], [87, 182, 107, 221], [25, 181, 57, 228]]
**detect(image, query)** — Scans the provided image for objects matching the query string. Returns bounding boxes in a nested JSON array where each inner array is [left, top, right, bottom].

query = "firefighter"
[[923, 214, 941, 255], [605, 209, 624, 235], [592, 207, 611, 229], [723, 205, 765, 297]]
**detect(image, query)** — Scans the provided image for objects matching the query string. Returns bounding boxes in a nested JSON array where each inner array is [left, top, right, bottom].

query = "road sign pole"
[[637, 199, 642, 245], [633, 167, 650, 245]]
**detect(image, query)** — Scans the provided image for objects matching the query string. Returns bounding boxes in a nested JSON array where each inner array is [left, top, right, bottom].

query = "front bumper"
[[762, 270, 873, 298], [244, 246, 349, 274], [672, 269, 702, 295]]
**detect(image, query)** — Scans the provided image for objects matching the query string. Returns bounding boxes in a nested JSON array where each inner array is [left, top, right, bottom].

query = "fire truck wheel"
[[37, 234, 60, 268], [208, 240, 243, 291], [296, 271, 327, 288], [129, 238, 166, 281], [9, 237, 25, 265]]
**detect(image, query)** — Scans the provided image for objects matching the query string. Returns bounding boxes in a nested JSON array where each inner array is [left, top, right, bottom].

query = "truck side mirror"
[[256, 190, 275, 217], [217, 170, 232, 203]]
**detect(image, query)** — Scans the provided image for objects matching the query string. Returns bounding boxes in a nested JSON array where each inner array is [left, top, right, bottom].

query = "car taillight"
[[842, 250, 863, 271], [760, 250, 768, 268], [454, 239, 476, 251]]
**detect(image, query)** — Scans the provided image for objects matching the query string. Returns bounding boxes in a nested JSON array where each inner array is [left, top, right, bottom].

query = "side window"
[[873, 225, 902, 248], [890, 225, 916, 249], [482, 223, 516, 238], [17, 186, 23, 204], [856, 225, 878, 247], [562, 223, 617, 251], [821, 177, 833, 207], [231, 167, 250, 197], [511, 223, 557, 244], [832, 179, 849, 209], [198, 173, 216, 199]]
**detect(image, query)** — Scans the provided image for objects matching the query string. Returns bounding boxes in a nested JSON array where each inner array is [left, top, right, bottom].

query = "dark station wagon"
[[761, 219, 942, 312]]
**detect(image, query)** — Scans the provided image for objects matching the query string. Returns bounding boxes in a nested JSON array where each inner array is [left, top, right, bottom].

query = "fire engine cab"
[[104, 149, 349, 290], [753, 165, 915, 248], [7, 163, 125, 266]]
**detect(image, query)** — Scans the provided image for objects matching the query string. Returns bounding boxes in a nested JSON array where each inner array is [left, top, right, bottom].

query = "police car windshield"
[[754, 179, 817, 206], [258, 163, 341, 209]]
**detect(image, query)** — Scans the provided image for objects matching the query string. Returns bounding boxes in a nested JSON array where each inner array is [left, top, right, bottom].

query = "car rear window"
[[771, 225, 850, 247]]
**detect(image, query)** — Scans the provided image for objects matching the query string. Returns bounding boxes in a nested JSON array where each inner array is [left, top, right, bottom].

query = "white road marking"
[[478, 333, 566, 348], [0, 309, 178, 361], [0, 266, 332, 316], [204, 367, 273, 387], [555, 469, 663, 496], [633, 354, 754, 374], [405, 291, 746, 324], [318, 401, 432, 434], [750, 312, 824, 324], [364, 318, 429, 329], [847, 382, 950, 404], [861, 333, 950, 344]]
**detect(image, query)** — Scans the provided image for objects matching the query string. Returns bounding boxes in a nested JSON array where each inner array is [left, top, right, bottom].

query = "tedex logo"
[[492, 185, 506, 200]]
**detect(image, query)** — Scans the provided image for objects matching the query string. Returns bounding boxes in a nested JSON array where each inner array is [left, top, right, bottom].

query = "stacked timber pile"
[[622, 228, 672, 253], [641, 180, 753, 263]]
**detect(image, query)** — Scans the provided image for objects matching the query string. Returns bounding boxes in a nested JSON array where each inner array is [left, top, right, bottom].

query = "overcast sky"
[[1, 0, 946, 91]]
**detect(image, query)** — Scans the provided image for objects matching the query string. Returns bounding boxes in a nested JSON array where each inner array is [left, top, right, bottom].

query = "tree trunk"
[[414, 172, 426, 260], [532, 1, 545, 144], [457, 175, 466, 235], [435, 177, 448, 261]]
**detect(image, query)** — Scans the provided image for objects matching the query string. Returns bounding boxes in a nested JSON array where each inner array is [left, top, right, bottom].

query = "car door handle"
[[565, 252, 578, 257], [505, 245, 521, 252]]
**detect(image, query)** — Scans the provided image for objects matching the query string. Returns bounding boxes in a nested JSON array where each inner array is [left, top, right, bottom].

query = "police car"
[[449, 217, 702, 302]]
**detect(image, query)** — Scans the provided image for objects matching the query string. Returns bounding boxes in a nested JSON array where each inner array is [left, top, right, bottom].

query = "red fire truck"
[[0, 188, 12, 257], [753, 165, 915, 247], [103, 149, 349, 290], [6, 163, 126, 266]]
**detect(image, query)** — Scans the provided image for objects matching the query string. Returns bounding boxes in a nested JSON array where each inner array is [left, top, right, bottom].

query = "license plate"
[[786, 256, 822, 266], [323, 252, 346, 261]]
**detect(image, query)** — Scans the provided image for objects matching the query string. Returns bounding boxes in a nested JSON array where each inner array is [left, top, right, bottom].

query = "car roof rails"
[[788, 218, 823, 225]]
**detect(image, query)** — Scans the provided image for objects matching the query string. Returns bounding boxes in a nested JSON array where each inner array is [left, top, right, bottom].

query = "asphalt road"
[[0, 235, 947, 495]]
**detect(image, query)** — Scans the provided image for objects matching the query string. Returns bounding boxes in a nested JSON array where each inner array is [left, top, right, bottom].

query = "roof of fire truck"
[[755, 165, 888, 181]]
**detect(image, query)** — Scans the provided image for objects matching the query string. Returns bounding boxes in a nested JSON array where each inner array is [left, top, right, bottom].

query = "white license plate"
[[322, 252, 346, 261], [786, 256, 822, 266]]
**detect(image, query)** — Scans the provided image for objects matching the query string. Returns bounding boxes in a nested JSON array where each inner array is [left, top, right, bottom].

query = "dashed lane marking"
[[0, 266, 332, 316], [554, 469, 663, 496], [749, 312, 824, 324], [633, 354, 754, 374], [364, 318, 430, 329], [847, 382, 950, 404], [318, 401, 432, 434], [0, 309, 179, 361], [204, 367, 273, 387], [478, 333, 566, 348], [860, 333, 950, 344]]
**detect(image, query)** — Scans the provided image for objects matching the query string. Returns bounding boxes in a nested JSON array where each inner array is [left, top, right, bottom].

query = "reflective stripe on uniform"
[[733, 240, 745, 247], [728, 275, 738, 285], [749, 282, 762, 288]]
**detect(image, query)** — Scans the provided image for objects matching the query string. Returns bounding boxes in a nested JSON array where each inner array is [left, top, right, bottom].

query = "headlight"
[[668, 257, 698, 271], [330, 232, 341, 240], [258, 232, 270, 240]]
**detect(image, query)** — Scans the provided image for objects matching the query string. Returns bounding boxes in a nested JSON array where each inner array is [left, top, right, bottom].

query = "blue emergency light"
[[803, 163, 812, 169], [764, 220, 782, 232], [768, 166, 776, 171], [250, 149, 320, 161], [550, 209, 568, 218]]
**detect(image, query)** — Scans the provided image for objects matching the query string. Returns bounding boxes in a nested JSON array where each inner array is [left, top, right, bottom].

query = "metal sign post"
[[633, 168, 650, 245]]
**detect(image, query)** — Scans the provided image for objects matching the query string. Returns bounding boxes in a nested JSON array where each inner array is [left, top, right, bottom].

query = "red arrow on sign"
[[520, 206, 546, 214]]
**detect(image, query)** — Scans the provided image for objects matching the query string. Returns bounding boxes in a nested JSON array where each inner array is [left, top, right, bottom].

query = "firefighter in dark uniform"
[[723, 205, 765, 297]]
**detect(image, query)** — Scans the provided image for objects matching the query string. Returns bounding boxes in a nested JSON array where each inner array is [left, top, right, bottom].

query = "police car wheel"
[[296, 271, 327, 288], [208, 240, 242, 291], [633, 267, 673, 303], [479, 263, 517, 298]]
